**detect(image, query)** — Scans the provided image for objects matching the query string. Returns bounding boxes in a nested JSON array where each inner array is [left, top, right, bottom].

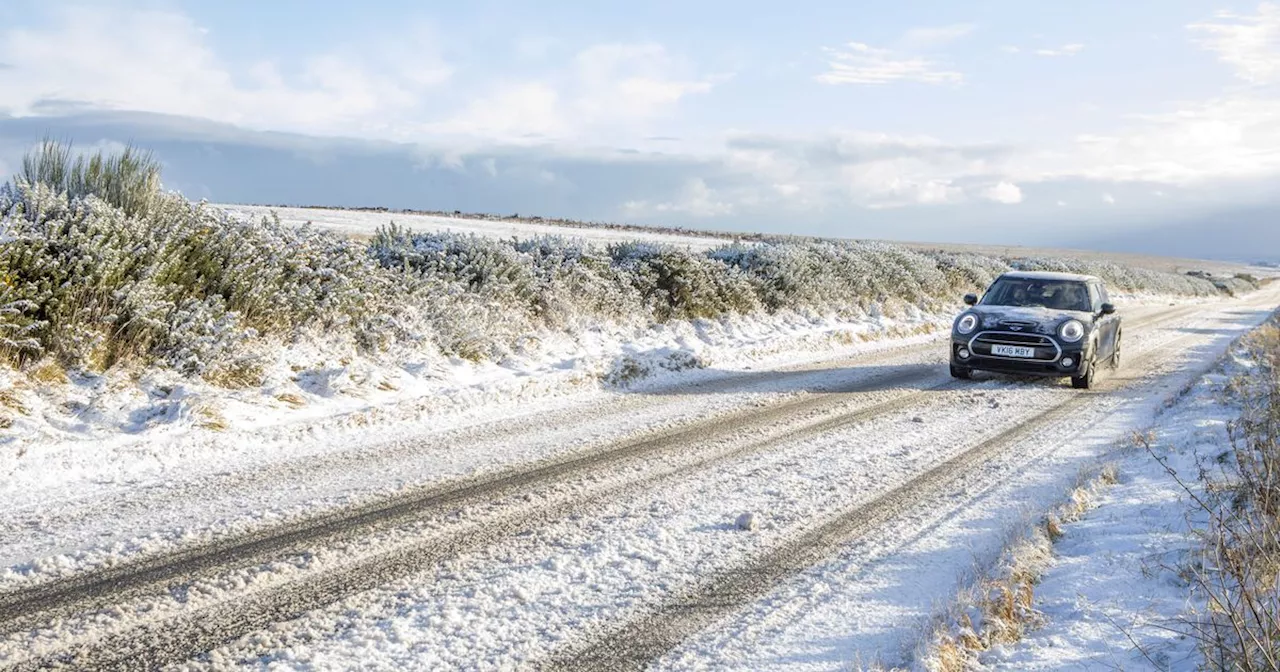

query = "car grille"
[[970, 331, 1060, 361], [982, 332, 1047, 345]]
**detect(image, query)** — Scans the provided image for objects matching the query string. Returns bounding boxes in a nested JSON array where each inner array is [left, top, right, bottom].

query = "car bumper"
[[950, 340, 1087, 377]]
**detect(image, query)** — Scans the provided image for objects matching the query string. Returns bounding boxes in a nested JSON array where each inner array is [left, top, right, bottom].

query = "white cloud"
[[1190, 3, 1280, 83], [723, 132, 1016, 209], [1102, 193, 1116, 204], [997, 6, 1280, 189], [624, 178, 734, 218], [571, 44, 714, 124], [425, 43, 715, 143], [816, 42, 964, 86], [1034, 43, 1085, 57], [899, 24, 978, 50], [425, 83, 563, 139], [982, 181, 1024, 204], [0, 8, 713, 148], [0, 7, 453, 139], [1056, 96, 1280, 184]]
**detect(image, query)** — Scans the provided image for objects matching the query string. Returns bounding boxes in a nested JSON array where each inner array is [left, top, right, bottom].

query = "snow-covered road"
[[2, 289, 1278, 670]]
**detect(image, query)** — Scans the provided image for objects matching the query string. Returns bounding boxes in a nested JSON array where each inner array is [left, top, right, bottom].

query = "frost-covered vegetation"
[[1170, 322, 1280, 671], [0, 141, 1257, 385]]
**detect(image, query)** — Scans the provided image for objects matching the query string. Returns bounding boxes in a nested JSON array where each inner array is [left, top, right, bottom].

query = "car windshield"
[[981, 278, 1092, 312]]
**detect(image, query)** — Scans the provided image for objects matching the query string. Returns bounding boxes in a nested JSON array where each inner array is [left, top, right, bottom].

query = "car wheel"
[[1110, 333, 1122, 370], [1071, 358, 1095, 389], [950, 364, 972, 380]]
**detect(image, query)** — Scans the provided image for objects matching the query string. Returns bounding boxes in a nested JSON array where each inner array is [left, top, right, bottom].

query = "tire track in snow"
[[0, 302, 1212, 670], [548, 306, 1269, 670], [7, 376, 965, 671], [0, 334, 946, 558]]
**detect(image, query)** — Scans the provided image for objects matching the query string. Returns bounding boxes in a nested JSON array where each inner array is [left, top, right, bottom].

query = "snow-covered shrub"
[[20, 138, 162, 218], [2, 139, 1255, 382], [0, 183, 409, 373], [927, 252, 1011, 295], [608, 242, 760, 321], [1007, 256, 1225, 297]]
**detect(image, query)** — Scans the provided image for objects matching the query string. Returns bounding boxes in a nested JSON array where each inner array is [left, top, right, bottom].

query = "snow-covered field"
[[1, 285, 1277, 670], [219, 204, 736, 249]]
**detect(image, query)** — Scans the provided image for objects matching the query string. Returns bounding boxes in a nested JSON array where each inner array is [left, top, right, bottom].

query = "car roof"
[[997, 270, 1100, 283]]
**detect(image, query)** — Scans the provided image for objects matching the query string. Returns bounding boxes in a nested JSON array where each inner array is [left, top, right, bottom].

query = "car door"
[[1091, 282, 1119, 359]]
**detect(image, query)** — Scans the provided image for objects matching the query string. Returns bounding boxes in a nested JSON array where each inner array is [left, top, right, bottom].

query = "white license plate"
[[992, 344, 1037, 358]]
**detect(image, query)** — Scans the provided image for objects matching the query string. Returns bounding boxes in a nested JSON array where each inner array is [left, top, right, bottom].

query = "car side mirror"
[[963, 294, 978, 306], [1100, 302, 1116, 315]]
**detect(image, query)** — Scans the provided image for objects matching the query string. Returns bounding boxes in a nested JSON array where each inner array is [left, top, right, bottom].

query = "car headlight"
[[956, 314, 978, 335], [1059, 319, 1085, 343]]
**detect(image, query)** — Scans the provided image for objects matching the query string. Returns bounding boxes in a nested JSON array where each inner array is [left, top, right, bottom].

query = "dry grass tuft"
[[26, 360, 68, 385], [831, 330, 858, 346], [377, 379, 399, 392], [0, 389, 27, 415], [203, 359, 266, 389], [194, 405, 229, 432], [1044, 515, 1064, 543], [924, 460, 1124, 670], [933, 638, 968, 672], [275, 392, 306, 408]]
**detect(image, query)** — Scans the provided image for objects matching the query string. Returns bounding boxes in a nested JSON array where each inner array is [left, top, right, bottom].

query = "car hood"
[[964, 305, 1092, 335]]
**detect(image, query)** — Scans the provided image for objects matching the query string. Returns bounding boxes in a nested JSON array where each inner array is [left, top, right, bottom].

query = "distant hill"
[[1082, 207, 1280, 264]]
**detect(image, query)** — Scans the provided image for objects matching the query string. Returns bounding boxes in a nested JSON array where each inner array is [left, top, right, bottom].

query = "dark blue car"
[[949, 271, 1123, 389]]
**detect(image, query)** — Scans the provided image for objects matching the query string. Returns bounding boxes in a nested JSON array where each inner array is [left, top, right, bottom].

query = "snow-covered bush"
[[1007, 256, 1228, 297], [20, 138, 163, 218], [608, 242, 760, 321], [1, 140, 1256, 382], [0, 183, 410, 373]]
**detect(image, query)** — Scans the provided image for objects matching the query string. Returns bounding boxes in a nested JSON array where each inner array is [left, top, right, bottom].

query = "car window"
[[1087, 283, 1101, 311], [981, 278, 1092, 311]]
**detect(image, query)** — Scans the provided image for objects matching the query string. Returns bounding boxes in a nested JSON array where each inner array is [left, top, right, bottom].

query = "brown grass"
[[276, 392, 306, 408], [925, 462, 1123, 670], [1144, 321, 1280, 671], [194, 405, 229, 432], [0, 389, 27, 415], [26, 360, 68, 385], [203, 359, 266, 389]]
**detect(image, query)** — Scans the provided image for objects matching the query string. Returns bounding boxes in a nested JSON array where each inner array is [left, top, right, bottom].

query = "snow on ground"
[[0, 279, 1272, 670], [0, 303, 941, 497], [649, 303, 1276, 671], [0, 302, 952, 587], [982, 327, 1272, 670], [218, 204, 736, 249], [147, 294, 1278, 670]]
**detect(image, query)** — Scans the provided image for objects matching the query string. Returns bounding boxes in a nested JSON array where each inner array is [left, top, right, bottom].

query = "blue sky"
[[1, 1, 1279, 257]]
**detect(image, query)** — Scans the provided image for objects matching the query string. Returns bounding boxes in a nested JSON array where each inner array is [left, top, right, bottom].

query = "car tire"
[[1071, 358, 1095, 389], [950, 365, 972, 380], [1110, 333, 1122, 370]]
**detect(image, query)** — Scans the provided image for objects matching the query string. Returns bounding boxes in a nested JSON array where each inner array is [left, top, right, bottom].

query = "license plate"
[[992, 344, 1036, 358]]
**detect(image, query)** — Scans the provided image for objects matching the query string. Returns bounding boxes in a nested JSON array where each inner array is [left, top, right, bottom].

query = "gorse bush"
[[0, 140, 1256, 382]]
